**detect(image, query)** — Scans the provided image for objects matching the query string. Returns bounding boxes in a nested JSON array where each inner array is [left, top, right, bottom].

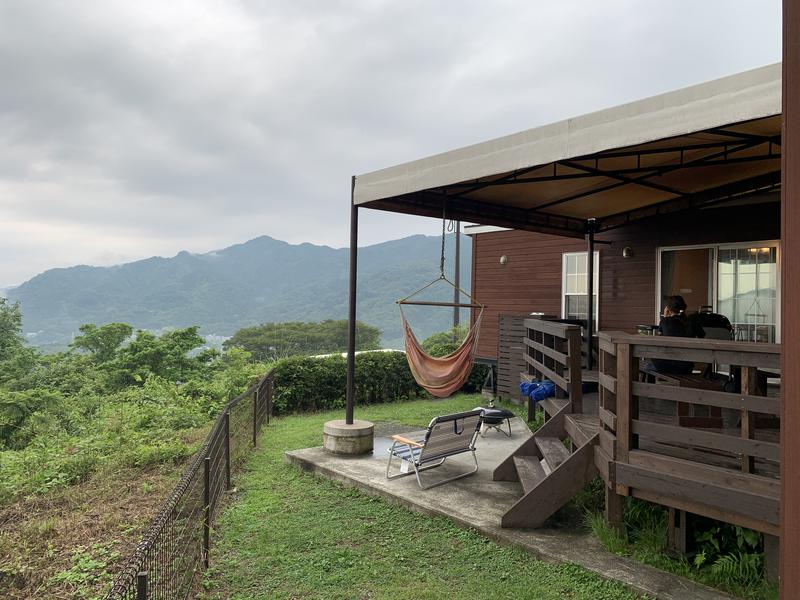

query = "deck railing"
[[522, 317, 583, 416], [596, 332, 781, 537], [105, 369, 275, 600]]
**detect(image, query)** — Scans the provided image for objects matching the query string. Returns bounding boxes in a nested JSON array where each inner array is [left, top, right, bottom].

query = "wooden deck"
[[508, 317, 781, 542], [597, 331, 781, 537]]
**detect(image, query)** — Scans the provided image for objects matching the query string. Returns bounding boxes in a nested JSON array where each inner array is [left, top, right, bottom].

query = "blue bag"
[[519, 380, 556, 402]]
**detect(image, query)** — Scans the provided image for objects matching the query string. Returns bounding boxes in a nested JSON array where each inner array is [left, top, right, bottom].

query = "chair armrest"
[[391, 434, 424, 448]]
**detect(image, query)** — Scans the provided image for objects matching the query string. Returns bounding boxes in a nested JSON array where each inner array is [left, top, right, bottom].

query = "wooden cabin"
[[348, 61, 797, 591], [467, 199, 780, 399]]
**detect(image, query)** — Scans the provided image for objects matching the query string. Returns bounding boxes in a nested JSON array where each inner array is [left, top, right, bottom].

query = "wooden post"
[[765, 533, 780, 585], [782, 2, 800, 594], [740, 366, 757, 473], [567, 327, 583, 414], [615, 342, 636, 495], [136, 571, 148, 600], [667, 508, 690, 555], [600, 341, 624, 532]]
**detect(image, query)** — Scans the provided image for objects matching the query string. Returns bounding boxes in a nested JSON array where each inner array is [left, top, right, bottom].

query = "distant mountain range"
[[7, 235, 472, 351]]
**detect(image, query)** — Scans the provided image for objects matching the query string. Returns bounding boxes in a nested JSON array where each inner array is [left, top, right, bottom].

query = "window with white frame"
[[562, 252, 599, 329]]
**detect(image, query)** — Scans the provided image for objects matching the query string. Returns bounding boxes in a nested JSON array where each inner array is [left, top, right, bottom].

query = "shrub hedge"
[[270, 350, 489, 415]]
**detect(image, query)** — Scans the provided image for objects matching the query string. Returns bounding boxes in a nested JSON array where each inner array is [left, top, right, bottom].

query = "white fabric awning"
[[353, 63, 781, 236]]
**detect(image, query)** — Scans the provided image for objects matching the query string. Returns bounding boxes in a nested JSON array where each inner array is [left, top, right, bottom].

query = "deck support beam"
[[586, 219, 596, 371]]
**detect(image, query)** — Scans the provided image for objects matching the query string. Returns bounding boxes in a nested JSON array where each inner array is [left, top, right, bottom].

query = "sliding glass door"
[[657, 242, 779, 342], [717, 246, 778, 343]]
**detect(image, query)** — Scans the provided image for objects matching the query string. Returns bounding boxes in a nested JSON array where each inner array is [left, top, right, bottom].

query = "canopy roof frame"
[[352, 63, 782, 239]]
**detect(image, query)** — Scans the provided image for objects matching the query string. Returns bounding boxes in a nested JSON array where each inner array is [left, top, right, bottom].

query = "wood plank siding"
[[471, 200, 780, 361]]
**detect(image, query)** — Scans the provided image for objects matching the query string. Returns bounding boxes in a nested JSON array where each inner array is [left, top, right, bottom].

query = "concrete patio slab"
[[286, 417, 732, 600]]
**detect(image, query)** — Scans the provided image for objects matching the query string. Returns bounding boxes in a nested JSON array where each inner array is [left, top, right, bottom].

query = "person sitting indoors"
[[643, 295, 705, 375]]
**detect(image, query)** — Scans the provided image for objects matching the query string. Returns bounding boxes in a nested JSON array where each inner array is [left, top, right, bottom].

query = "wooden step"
[[501, 434, 600, 529], [539, 397, 569, 417], [535, 436, 571, 471], [564, 413, 600, 447], [512, 455, 546, 494], [520, 372, 535, 383]]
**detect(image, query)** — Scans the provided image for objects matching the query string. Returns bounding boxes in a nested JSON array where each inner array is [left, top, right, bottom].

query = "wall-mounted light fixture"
[[499, 255, 508, 265], [622, 247, 634, 258]]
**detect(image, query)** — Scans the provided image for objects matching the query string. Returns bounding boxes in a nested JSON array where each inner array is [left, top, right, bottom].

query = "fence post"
[[224, 411, 231, 490], [203, 455, 211, 569], [252, 388, 258, 447], [266, 378, 272, 426], [136, 571, 148, 600]]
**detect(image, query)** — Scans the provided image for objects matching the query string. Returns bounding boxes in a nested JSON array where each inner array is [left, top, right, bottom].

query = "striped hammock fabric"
[[401, 312, 483, 398]]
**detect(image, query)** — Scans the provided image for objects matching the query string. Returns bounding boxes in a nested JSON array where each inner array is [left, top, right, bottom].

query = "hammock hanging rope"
[[397, 210, 485, 398]]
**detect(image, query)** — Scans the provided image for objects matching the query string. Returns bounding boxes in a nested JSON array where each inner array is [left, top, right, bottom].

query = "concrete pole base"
[[323, 419, 374, 455]]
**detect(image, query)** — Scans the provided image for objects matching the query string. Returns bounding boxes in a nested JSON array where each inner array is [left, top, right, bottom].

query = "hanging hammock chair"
[[397, 216, 485, 398]]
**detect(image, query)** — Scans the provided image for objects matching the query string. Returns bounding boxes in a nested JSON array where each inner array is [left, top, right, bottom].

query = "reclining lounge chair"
[[385, 409, 484, 489]]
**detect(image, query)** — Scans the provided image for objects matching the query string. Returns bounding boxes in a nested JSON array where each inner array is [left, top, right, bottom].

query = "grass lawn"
[[201, 394, 647, 600]]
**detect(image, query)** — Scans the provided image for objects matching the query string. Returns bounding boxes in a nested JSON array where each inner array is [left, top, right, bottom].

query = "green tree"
[[104, 326, 214, 389], [71, 323, 133, 363], [224, 319, 381, 361], [0, 298, 37, 387], [0, 388, 63, 449], [0, 298, 24, 362]]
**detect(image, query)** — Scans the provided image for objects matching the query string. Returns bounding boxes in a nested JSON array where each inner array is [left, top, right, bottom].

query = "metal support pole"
[[266, 378, 272, 426], [586, 219, 596, 371], [224, 411, 231, 491], [136, 571, 148, 600], [203, 455, 210, 569], [252, 389, 258, 447], [346, 176, 358, 425], [453, 221, 461, 333]]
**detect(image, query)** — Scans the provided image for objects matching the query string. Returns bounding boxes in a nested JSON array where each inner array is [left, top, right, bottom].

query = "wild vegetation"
[[0, 298, 270, 598], [0, 299, 267, 503], [223, 319, 381, 361], [586, 496, 777, 599]]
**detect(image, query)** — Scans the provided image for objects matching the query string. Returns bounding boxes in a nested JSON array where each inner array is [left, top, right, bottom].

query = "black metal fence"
[[106, 370, 275, 599]]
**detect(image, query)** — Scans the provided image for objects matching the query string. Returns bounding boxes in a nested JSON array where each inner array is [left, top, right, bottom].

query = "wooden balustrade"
[[522, 317, 583, 417], [596, 332, 781, 537]]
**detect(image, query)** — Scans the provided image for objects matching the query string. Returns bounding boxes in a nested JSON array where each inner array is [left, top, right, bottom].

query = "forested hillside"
[[7, 234, 472, 350]]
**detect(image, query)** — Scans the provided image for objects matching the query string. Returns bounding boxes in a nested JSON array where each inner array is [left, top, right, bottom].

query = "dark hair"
[[666, 295, 687, 314]]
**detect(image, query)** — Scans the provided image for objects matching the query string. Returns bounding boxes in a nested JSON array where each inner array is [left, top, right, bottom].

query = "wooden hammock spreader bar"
[[396, 299, 484, 309]]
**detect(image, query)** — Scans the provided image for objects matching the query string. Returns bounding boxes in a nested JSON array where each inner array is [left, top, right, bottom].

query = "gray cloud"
[[0, 0, 782, 285]]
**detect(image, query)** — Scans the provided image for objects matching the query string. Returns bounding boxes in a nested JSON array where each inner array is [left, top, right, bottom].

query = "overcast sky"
[[0, 1, 782, 286]]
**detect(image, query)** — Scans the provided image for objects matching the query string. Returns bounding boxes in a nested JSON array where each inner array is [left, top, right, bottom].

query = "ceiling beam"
[[365, 191, 587, 238], [596, 171, 781, 232], [705, 128, 782, 145], [525, 139, 767, 212], [560, 160, 685, 196], [440, 153, 780, 190]]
